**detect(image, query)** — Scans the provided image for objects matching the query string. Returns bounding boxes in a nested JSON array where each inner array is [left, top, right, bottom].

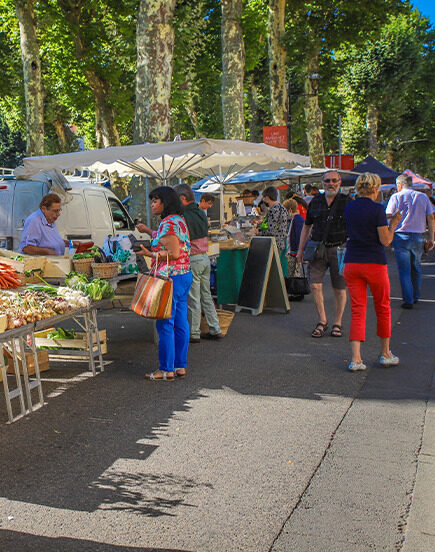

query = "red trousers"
[[344, 263, 391, 342]]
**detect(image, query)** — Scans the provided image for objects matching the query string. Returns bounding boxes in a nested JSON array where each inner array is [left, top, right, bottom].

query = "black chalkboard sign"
[[236, 237, 290, 315]]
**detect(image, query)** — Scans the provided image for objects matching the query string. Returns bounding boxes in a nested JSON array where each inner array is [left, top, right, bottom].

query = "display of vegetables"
[[0, 268, 113, 332], [73, 246, 102, 260], [65, 272, 114, 300], [0, 289, 75, 329], [47, 328, 76, 339], [0, 262, 22, 289]]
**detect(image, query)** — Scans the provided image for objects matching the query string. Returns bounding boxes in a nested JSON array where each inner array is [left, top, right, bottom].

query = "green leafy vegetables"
[[73, 246, 101, 260], [65, 272, 114, 301]]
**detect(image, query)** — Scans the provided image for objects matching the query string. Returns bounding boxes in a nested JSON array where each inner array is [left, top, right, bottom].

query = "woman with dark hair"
[[138, 186, 193, 381]]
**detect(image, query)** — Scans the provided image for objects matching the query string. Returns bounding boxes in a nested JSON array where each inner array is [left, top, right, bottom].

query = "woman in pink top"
[[138, 187, 192, 381]]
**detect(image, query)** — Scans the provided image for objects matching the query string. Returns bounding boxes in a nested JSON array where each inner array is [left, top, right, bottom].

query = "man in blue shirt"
[[20, 193, 66, 256], [386, 174, 435, 308]]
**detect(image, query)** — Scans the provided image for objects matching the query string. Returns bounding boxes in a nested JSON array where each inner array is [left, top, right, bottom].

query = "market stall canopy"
[[402, 169, 433, 189], [341, 155, 400, 186], [15, 139, 310, 182], [193, 166, 356, 194]]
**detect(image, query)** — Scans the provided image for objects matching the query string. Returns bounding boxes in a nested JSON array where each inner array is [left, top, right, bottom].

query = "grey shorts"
[[308, 245, 346, 289]]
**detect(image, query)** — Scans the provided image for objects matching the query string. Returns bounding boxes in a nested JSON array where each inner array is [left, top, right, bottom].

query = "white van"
[[0, 174, 149, 251]]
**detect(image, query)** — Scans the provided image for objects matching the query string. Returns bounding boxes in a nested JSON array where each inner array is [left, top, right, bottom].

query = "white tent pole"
[[219, 164, 225, 227], [145, 177, 151, 225], [162, 155, 166, 185]]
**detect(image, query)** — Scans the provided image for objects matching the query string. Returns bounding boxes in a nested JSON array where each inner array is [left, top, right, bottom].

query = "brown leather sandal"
[[145, 370, 175, 381]]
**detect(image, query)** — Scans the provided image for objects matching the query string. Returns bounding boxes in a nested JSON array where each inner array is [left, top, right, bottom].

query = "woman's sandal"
[[330, 324, 343, 337], [312, 322, 328, 338], [175, 368, 186, 378], [145, 370, 175, 381]]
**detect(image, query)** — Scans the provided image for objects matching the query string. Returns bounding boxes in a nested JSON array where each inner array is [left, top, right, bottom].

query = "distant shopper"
[[283, 198, 305, 300], [343, 173, 402, 371], [138, 187, 192, 381], [175, 184, 222, 343], [386, 174, 435, 308], [258, 186, 289, 276], [199, 193, 215, 212], [290, 194, 308, 219], [296, 171, 350, 338], [283, 199, 304, 257], [303, 184, 319, 204]]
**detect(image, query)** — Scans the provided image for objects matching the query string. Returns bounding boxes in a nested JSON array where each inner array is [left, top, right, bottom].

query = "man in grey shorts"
[[296, 171, 351, 338]]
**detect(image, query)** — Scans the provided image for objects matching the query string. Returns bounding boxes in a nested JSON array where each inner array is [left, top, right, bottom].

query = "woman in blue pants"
[[138, 187, 192, 380]]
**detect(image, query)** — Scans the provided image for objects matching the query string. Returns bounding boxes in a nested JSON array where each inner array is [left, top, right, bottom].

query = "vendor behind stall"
[[19, 193, 67, 256]]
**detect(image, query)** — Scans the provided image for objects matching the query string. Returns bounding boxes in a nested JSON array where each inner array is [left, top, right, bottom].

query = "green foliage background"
[[0, 0, 433, 178]]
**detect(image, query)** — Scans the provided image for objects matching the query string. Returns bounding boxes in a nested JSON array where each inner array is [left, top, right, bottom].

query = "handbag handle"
[[152, 250, 170, 278]]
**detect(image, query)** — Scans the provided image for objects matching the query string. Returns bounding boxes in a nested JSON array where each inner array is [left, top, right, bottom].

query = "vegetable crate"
[[0, 249, 47, 273], [3, 349, 50, 379], [34, 328, 107, 359]]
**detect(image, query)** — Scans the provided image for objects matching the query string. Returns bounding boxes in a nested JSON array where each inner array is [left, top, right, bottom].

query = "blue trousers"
[[156, 272, 193, 372], [393, 232, 425, 304]]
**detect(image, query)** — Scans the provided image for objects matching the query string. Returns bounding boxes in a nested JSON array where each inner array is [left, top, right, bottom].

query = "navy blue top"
[[344, 197, 388, 264]]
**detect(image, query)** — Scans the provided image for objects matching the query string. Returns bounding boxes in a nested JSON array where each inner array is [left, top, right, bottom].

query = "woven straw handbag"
[[130, 254, 173, 320]]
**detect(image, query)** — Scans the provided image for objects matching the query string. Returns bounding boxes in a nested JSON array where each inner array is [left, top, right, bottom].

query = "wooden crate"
[[5, 350, 50, 377], [34, 328, 107, 355], [0, 249, 46, 273]]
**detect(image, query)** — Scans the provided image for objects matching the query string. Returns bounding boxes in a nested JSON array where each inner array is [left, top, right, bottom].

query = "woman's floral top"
[[151, 215, 191, 277]]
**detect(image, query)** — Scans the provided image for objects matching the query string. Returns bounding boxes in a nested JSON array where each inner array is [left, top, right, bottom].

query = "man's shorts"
[[308, 245, 346, 289]]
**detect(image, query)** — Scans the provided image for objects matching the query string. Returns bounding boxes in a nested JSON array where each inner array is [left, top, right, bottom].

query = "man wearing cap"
[[386, 174, 434, 309]]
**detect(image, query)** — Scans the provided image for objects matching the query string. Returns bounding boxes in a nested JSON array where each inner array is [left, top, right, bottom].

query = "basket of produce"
[[91, 262, 120, 279], [72, 257, 94, 276], [72, 246, 101, 276]]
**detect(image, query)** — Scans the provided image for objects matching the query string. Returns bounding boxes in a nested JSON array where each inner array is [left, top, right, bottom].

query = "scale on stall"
[[235, 236, 290, 316]]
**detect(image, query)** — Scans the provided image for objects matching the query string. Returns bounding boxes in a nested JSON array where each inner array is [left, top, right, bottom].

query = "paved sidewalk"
[[0, 251, 433, 551]]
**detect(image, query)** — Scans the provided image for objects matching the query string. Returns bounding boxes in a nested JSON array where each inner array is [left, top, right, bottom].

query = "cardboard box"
[[34, 328, 107, 355], [0, 315, 7, 334], [6, 349, 50, 376], [43, 256, 72, 278]]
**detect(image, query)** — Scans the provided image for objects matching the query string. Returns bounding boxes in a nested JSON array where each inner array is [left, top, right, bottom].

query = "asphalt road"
[[0, 248, 433, 552]]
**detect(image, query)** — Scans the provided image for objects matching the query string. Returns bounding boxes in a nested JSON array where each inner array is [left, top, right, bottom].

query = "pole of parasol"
[[145, 177, 150, 226], [219, 165, 224, 227]]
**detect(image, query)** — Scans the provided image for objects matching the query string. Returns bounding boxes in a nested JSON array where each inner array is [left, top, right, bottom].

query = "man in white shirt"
[[386, 174, 434, 309]]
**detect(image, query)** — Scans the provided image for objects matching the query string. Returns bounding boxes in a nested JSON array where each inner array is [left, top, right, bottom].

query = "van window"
[[85, 191, 112, 231], [108, 197, 135, 231], [14, 182, 45, 229]]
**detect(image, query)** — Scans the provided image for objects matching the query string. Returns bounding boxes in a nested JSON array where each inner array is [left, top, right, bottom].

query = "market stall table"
[[1, 302, 105, 423]]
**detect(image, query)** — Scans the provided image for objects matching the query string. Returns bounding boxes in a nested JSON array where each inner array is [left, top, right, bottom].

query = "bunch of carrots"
[[0, 262, 21, 289]]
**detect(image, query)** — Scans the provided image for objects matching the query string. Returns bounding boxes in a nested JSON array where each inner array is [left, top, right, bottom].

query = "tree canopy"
[[0, 0, 433, 179]]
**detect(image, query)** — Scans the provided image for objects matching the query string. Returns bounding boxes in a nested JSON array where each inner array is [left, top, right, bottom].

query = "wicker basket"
[[73, 257, 94, 277], [91, 262, 120, 279], [200, 309, 235, 337]]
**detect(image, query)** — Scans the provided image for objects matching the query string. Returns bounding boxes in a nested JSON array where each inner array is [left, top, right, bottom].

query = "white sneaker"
[[347, 361, 367, 372], [379, 352, 400, 367]]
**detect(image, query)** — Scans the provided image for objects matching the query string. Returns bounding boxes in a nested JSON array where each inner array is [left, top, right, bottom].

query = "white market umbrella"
[[15, 138, 310, 225], [15, 138, 309, 181]]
